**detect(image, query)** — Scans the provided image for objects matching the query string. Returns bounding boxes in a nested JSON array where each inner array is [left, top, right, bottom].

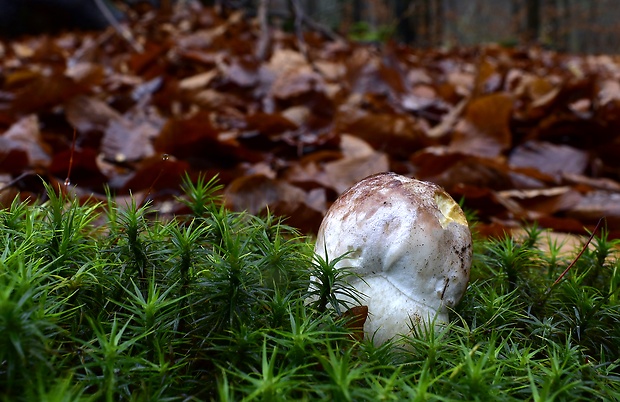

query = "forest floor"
[[2, 5, 620, 400], [2, 3, 620, 239]]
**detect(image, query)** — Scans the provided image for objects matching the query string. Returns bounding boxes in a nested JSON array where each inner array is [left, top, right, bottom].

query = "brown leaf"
[[154, 112, 244, 163], [335, 106, 426, 158], [128, 42, 168, 76], [101, 118, 158, 163], [224, 174, 325, 232], [222, 58, 260, 88], [179, 70, 219, 91], [410, 146, 468, 179], [0, 115, 51, 170], [412, 147, 549, 192], [562, 173, 620, 192], [65, 95, 123, 135], [224, 174, 307, 215], [283, 135, 389, 195], [497, 187, 583, 217], [49, 147, 107, 190], [342, 305, 368, 341], [245, 113, 298, 136], [323, 151, 389, 194], [509, 140, 590, 177], [473, 57, 502, 96], [0, 148, 28, 175], [64, 62, 105, 89], [10, 70, 92, 114], [450, 93, 514, 157], [567, 190, 620, 228], [122, 155, 190, 193], [271, 67, 323, 100], [426, 98, 467, 139], [598, 79, 620, 107]]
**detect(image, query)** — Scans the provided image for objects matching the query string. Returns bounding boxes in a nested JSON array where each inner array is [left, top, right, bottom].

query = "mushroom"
[[313, 172, 472, 345]]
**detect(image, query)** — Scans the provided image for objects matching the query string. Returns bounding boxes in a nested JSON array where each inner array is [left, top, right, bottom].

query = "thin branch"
[[0, 171, 33, 194], [289, 0, 308, 59], [299, 12, 342, 42], [549, 217, 605, 289], [64, 128, 77, 187], [267, 8, 343, 42], [255, 0, 270, 60], [92, 0, 143, 53]]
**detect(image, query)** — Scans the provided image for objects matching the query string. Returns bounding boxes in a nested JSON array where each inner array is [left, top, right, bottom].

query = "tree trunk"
[[395, 0, 415, 43], [432, 0, 443, 47], [561, 0, 571, 51], [526, 0, 540, 43], [588, 0, 598, 52], [352, 0, 363, 22], [423, 0, 431, 47], [511, 0, 522, 41]]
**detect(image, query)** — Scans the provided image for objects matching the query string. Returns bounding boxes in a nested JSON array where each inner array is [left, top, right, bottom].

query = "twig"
[[0, 171, 33, 194], [64, 128, 77, 187], [92, 0, 143, 53], [299, 11, 342, 42], [255, 0, 270, 60], [139, 154, 171, 208], [269, 6, 342, 43], [289, 0, 308, 59], [549, 217, 605, 289]]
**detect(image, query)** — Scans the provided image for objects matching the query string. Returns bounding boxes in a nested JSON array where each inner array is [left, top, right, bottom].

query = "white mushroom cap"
[[314, 172, 472, 345]]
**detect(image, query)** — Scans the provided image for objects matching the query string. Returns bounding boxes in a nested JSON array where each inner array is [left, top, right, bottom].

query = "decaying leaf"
[[1, 4, 620, 237]]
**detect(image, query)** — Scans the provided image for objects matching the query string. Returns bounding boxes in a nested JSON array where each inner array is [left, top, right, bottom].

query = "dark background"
[[0, 1, 616, 54]]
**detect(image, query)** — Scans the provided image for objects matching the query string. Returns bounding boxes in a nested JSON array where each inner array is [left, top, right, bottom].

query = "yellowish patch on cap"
[[434, 191, 467, 228]]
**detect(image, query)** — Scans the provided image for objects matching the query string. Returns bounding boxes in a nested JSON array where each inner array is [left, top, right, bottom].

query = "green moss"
[[0, 177, 619, 401]]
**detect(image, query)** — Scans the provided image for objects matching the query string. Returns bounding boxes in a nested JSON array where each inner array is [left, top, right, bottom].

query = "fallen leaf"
[[450, 93, 514, 157], [0, 115, 51, 170], [343, 305, 368, 341], [509, 140, 590, 177]]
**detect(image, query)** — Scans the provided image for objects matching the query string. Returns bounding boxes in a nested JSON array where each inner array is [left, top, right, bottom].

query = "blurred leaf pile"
[[1, 4, 620, 236]]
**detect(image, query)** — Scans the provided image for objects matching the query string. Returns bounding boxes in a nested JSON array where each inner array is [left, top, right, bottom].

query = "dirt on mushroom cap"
[[313, 172, 473, 345]]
